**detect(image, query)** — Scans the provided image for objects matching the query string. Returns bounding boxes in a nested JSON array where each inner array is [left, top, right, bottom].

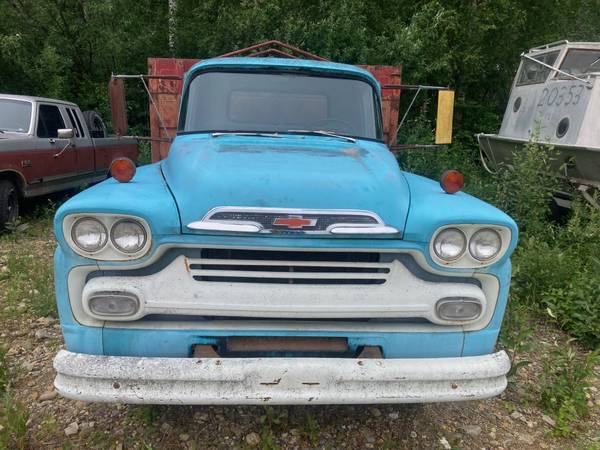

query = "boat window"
[[557, 49, 600, 79], [516, 51, 560, 86]]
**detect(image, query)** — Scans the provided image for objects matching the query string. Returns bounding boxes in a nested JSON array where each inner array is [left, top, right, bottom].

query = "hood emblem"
[[272, 215, 317, 229]]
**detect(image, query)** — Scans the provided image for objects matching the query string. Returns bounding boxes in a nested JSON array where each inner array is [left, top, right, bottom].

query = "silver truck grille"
[[190, 249, 390, 285]]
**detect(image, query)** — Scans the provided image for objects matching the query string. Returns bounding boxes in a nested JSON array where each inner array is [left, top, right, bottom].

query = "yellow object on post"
[[435, 90, 454, 144]]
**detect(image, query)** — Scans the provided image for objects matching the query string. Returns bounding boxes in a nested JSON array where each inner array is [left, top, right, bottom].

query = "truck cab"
[[0, 94, 137, 226], [52, 57, 517, 405]]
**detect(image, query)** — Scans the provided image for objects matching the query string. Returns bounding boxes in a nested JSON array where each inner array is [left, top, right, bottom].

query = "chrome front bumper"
[[54, 350, 510, 405]]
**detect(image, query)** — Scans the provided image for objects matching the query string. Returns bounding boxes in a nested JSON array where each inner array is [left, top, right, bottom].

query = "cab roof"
[[0, 93, 77, 107], [185, 57, 381, 92]]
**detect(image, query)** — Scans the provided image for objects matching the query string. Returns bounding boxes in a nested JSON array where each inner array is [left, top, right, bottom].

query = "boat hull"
[[477, 133, 600, 186]]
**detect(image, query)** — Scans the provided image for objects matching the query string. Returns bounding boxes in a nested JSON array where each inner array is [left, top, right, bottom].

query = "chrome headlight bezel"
[[63, 214, 152, 261], [469, 228, 502, 261], [432, 227, 467, 261], [70, 217, 108, 254], [110, 219, 148, 254], [430, 224, 512, 268]]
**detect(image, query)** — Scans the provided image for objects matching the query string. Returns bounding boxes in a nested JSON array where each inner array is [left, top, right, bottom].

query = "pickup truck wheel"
[[0, 180, 19, 228], [83, 110, 107, 138]]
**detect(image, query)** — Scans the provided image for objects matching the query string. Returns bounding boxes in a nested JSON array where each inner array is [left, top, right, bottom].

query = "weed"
[[129, 405, 158, 425], [0, 345, 8, 394], [0, 392, 29, 450], [35, 414, 60, 441], [256, 407, 286, 450], [540, 345, 599, 436], [32, 198, 59, 220], [499, 301, 533, 379], [0, 243, 56, 318], [297, 411, 319, 446]]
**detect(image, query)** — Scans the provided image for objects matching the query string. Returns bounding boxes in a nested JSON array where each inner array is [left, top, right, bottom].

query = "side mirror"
[[57, 128, 75, 139], [435, 90, 454, 145], [109, 76, 128, 136]]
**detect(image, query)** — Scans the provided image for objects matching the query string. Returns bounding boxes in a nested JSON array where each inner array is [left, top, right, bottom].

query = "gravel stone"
[[462, 425, 482, 436], [245, 432, 261, 447], [34, 329, 53, 340], [439, 436, 452, 449], [368, 407, 381, 417], [64, 421, 79, 436], [510, 411, 524, 421], [39, 390, 58, 401], [542, 414, 556, 427]]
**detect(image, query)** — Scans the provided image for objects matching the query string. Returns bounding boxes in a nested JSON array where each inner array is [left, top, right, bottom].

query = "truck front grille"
[[190, 248, 390, 285]]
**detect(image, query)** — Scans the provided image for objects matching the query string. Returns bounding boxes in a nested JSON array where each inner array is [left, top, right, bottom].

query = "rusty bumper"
[[53, 350, 510, 405]]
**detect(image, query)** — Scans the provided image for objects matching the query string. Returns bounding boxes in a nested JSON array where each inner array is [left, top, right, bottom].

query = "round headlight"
[[433, 228, 466, 261], [111, 219, 147, 253], [469, 228, 502, 261], [71, 218, 108, 252]]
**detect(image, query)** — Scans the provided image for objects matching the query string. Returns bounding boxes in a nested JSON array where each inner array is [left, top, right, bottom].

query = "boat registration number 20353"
[[537, 84, 585, 107]]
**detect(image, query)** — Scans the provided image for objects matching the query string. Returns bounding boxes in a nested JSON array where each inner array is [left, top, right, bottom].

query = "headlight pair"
[[431, 225, 510, 267], [65, 215, 150, 260]]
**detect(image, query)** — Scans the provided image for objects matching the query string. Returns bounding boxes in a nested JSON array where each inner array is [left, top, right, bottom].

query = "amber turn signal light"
[[110, 157, 136, 183], [440, 169, 464, 194]]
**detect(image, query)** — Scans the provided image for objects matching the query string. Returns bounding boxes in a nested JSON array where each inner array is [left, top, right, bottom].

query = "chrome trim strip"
[[329, 225, 399, 234], [187, 221, 261, 233]]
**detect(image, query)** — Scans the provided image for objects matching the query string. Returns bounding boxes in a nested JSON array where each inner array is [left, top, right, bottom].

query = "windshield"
[[516, 51, 560, 86], [181, 71, 380, 140], [558, 49, 600, 79], [0, 99, 32, 133]]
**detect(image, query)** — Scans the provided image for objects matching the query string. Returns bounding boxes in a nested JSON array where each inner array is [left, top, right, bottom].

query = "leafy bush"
[[489, 140, 561, 236], [544, 272, 600, 349], [540, 346, 599, 436], [511, 199, 600, 349]]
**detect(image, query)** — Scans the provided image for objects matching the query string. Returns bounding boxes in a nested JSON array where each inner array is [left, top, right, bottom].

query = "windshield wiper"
[[286, 130, 356, 143], [212, 132, 281, 138]]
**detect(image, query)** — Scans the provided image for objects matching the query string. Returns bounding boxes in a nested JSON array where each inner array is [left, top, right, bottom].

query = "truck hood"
[[161, 134, 410, 237]]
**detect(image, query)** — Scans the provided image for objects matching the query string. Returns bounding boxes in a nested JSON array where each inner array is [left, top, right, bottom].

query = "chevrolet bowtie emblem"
[[272, 215, 317, 229]]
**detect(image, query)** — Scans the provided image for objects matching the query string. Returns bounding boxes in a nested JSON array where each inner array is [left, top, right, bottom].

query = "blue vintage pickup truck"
[[52, 57, 517, 405]]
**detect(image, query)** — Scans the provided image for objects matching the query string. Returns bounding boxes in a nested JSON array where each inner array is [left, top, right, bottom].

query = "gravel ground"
[[1, 217, 599, 449]]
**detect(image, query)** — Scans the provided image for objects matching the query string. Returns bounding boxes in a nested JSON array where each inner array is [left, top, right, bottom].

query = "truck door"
[[34, 103, 78, 181], [64, 107, 95, 174]]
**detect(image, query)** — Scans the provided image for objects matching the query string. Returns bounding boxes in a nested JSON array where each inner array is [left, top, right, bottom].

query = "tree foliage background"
[[1, 0, 599, 142]]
